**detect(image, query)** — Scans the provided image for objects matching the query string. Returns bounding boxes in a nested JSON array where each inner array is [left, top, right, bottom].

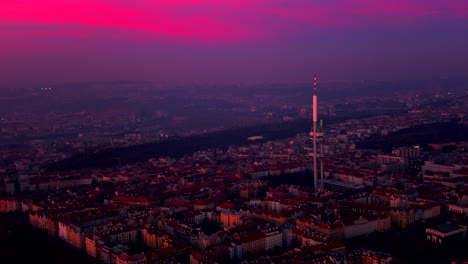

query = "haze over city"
[[1, 1, 468, 264]]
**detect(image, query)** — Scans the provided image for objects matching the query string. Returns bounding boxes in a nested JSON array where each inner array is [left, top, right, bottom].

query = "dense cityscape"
[[2, 0, 468, 263], [1, 79, 468, 264]]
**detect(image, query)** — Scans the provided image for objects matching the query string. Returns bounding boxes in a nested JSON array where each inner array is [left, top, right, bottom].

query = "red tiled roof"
[[239, 232, 267, 243]]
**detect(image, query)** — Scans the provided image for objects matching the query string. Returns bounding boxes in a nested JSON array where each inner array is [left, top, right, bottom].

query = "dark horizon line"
[[2, 75, 468, 90]]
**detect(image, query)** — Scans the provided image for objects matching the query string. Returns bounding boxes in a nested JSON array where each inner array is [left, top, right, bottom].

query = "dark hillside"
[[356, 121, 468, 152]]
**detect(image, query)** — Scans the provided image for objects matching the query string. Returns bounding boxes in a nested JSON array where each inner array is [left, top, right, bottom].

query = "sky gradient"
[[1, 0, 468, 85]]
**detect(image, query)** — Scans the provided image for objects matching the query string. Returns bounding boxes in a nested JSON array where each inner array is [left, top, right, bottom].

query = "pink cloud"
[[1, 0, 467, 46], [1, 0, 252, 42]]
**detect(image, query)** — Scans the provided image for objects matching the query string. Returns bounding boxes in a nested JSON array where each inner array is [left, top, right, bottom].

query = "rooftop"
[[430, 223, 464, 234]]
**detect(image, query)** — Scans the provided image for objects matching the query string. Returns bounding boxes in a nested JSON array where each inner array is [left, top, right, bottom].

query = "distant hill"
[[48, 109, 425, 172], [47, 118, 313, 171], [356, 121, 468, 152], [49, 113, 385, 172]]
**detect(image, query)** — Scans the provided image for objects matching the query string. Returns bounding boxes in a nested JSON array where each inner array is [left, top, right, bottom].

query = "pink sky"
[[1, 0, 468, 84], [3, 0, 467, 42]]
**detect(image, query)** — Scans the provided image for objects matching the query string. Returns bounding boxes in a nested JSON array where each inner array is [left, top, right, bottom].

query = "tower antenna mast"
[[312, 74, 318, 189]]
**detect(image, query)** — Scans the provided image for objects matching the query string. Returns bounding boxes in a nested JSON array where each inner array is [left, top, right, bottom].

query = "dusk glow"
[[1, 0, 468, 84], [1, 2, 468, 264]]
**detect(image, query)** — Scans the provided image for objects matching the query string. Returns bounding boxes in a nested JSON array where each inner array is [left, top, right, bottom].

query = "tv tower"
[[310, 74, 324, 189]]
